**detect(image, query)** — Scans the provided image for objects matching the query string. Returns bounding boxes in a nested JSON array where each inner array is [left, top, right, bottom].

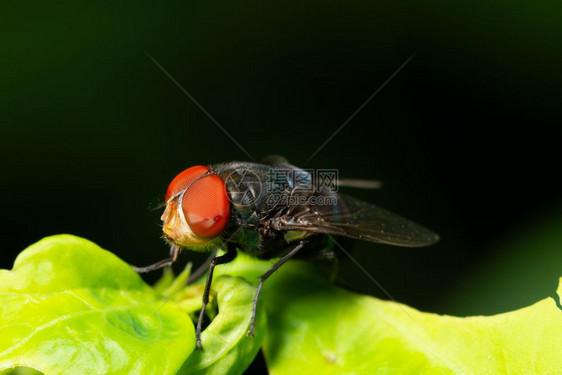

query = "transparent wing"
[[278, 194, 439, 247], [337, 178, 383, 189]]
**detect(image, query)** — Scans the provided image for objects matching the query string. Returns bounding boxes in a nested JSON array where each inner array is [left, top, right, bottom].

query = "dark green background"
[[2, 0, 561, 333]]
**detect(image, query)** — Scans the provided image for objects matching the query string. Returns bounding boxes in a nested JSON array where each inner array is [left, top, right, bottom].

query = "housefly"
[[132, 155, 439, 349]]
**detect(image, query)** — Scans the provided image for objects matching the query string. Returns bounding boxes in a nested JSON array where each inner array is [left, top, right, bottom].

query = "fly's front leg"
[[131, 244, 180, 273], [196, 245, 237, 350], [247, 240, 307, 337]]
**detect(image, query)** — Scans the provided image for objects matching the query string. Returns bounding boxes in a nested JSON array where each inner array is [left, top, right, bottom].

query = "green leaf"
[[0, 235, 267, 375], [178, 276, 266, 375], [0, 235, 195, 374], [261, 261, 562, 374], [4, 235, 560, 374], [0, 367, 43, 375]]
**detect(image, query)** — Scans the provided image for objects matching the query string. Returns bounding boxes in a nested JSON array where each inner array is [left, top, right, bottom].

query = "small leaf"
[[262, 261, 562, 374], [0, 235, 195, 375], [178, 275, 266, 375]]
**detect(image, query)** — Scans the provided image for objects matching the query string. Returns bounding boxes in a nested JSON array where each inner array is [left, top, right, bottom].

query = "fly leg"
[[247, 240, 307, 337], [186, 249, 218, 284], [131, 244, 180, 273], [196, 245, 237, 350]]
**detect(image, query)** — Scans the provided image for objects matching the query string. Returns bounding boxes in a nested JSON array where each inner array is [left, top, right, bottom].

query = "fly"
[[132, 155, 439, 349]]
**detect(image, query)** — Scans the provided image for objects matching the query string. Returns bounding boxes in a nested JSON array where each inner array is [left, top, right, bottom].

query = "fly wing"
[[337, 178, 383, 189], [277, 194, 439, 247]]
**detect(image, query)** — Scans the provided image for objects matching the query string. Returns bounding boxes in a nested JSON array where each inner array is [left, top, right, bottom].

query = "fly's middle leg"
[[247, 240, 307, 337]]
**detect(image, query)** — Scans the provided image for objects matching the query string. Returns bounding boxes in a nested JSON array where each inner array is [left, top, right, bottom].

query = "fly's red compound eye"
[[182, 174, 230, 238], [166, 165, 210, 201]]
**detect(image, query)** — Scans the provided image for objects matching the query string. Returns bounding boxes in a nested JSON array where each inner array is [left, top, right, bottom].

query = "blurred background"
[[2, 0, 561, 332]]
